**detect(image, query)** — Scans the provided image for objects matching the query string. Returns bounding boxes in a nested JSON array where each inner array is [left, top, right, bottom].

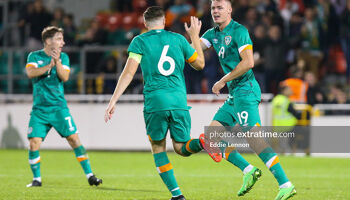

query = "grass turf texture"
[[0, 150, 349, 200]]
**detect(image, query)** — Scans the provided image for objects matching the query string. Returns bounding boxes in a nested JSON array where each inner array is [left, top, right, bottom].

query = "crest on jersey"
[[38, 60, 43, 65], [225, 36, 232, 45]]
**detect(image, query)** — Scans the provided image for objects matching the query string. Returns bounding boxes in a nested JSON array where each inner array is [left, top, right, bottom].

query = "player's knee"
[[66, 134, 81, 148], [29, 138, 42, 151]]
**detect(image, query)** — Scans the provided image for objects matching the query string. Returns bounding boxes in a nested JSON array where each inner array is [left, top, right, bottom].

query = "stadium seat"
[[107, 13, 122, 32], [96, 12, 110, 29], [121, 12, 138, 30]]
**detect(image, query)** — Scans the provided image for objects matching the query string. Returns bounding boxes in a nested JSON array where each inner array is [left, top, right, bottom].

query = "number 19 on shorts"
[[237, 111, 248, 125]]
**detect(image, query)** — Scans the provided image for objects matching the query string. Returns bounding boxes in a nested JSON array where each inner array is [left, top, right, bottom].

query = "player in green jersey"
[[25, 26, 102, 187], [105, 7, 205, 200], [198, 1, 296, 199]]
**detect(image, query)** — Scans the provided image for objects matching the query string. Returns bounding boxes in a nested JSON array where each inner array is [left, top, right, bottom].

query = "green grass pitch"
[[0, 150, 349, 200]]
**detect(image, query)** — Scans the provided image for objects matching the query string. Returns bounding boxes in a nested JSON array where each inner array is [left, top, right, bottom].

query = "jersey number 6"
[[158, 45, 175, 76]]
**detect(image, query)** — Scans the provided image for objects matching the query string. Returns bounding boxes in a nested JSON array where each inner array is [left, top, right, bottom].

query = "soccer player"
[[198, 0, 297, 199], [25, 26, 102, 187], [105, 7, 205, 200]]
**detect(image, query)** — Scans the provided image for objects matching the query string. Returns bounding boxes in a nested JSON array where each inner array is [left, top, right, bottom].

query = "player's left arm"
[[212, 48, 254, 95], [53, 50, 70, 82], [104, 53, 140, 122]]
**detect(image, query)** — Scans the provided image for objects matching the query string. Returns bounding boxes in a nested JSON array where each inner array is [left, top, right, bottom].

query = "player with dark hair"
[[105, 6, 206, 200]]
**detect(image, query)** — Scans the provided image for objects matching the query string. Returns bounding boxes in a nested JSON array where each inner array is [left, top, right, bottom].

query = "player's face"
[[49, 32, 65, 51], [211, 0, 232, 25]]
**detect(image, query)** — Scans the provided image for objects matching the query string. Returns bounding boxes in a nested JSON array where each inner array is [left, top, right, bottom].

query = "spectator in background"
[[203, 49, 222, 94], [98, 56, 118, 94], [17, 2, 34, 46], [78, 19, 108, 47], [165, 0, 196, 33], [264, 25, 289, 93], [328, 84, 350, 104], [299, 7, 324, 77], [282, 67, 308, 103], [148, 0, 172, 11], [304, 71, 325, 105], [255, 0, 278, 14], [288, 12, 303, 37], [51, 7, 64, 28], [22, 0, 52, 49], [63, 14, 77, 46], [340, 1, 350, 82], [279, 0, 305, 14], [232, 0, 250, 23], [198, 0, 212, 35], [252, 24, 267, 92], [316, 0, 339, 49], [280, 0, 300, 33], [78, 19, 108, 93], [242, 7, 259, 32]]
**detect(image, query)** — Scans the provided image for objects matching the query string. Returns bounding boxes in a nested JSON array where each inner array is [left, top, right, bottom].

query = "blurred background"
[[0, 0, 349, 151]]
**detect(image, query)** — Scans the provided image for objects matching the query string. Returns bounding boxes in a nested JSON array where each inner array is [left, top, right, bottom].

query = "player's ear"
[[45, 38, 51, 46], [228, 6, 232, 14]]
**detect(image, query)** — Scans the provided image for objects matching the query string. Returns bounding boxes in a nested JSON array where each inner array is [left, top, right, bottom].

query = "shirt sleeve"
[[25, 52, 38, 68], [128, 36, 143, 55], [236, 26, 253, 54], [129, 52, 142, 63], [180, 35, 197, 63], [61, 53, 70, 71], [200, 29, 212, 48]]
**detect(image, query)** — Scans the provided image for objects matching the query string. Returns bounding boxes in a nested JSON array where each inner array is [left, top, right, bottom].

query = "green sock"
[[29, 150, 41, 179], [258, 147, 289, 186], [73, 145, 93, 178], [223, 148, 251, 172], [181, 139, 203, 156], [153, 152, 182, 197]]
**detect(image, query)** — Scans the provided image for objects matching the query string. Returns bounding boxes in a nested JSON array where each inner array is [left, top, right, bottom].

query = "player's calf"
[[175, 139, 202, 157]]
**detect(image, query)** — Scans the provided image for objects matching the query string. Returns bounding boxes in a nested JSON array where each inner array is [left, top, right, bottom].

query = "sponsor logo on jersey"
[[213, 39, 218, 44], [225, 36, 232, 45], [38, 60, 43, 65]]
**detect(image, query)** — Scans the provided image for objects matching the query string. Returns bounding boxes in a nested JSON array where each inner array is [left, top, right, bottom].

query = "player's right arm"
[[104, 53, 140, 122], [25, 53, 54, 79]]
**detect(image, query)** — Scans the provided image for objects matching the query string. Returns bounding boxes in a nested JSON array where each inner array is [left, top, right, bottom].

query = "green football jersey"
[[128, 29, 197, 113], [201, 20, 259, 98], [26, 49, 70, 113]]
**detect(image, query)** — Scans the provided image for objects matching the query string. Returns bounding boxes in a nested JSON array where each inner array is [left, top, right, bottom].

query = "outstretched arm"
[[185, 16, 205, 70], [104, 56, 139, 122], [212, 48, 254, 95]]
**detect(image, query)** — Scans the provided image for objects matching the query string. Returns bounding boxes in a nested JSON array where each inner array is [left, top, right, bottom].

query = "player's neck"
[[43, 46, 51, 56], [147, 25, 165, 31], [218, 18, 232, 31]]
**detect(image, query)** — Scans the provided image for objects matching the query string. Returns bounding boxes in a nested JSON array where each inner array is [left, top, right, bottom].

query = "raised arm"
[[104, 55, 140, 122], [212, 48, 254, 95], [185, 16, 205, 70], [51, 49, 70, 82]]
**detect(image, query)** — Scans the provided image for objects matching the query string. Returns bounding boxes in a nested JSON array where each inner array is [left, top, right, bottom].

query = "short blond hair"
[[211, 0, 233, 7]]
